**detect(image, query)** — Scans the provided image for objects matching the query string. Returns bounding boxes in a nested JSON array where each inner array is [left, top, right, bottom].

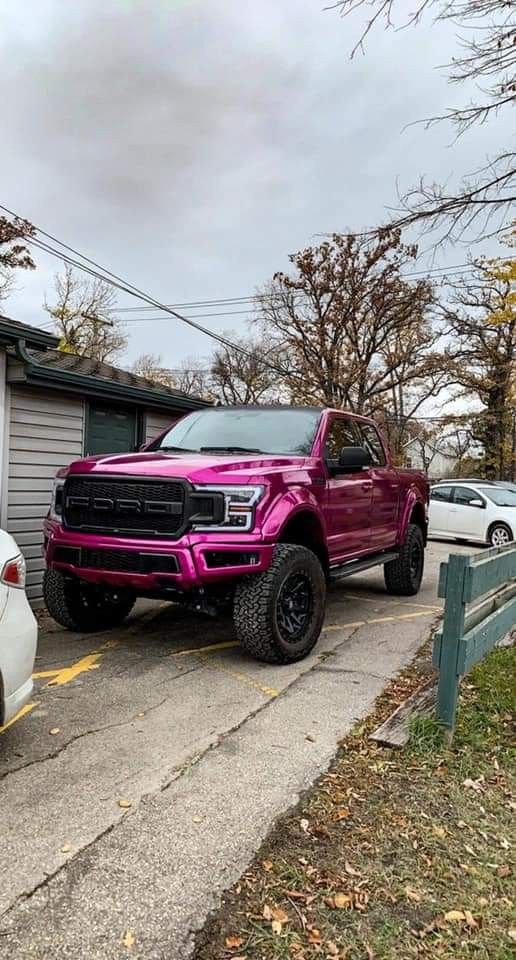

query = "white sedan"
[[429, 481, 516, 547], [0, 529, 38, 728]]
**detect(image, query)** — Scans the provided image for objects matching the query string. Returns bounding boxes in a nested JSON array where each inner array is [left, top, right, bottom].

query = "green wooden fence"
[[433, 542, 516, 732]]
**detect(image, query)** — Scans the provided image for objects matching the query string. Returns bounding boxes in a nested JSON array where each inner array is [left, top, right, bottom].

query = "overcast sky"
[[0, 0, 507, 368]]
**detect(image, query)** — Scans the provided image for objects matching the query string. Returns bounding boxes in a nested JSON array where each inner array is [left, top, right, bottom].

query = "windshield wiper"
[[159, 445, 199, 453], [200, 446, 264, 454]]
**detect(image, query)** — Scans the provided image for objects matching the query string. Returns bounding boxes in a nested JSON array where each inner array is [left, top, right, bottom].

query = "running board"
[[329, 550, 399, 582]]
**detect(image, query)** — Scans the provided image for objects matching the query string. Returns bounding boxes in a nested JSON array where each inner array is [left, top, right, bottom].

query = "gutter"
[[13, 339, 210, 412]]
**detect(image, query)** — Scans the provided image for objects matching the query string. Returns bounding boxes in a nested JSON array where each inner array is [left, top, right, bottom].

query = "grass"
[[194, 646, 515, 960]]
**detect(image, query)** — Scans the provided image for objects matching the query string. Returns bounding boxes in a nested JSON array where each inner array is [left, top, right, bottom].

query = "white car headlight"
[[49, 478, 65, 522], [192, 484, 265, 532]]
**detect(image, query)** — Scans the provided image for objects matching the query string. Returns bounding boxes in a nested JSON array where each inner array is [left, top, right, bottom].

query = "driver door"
[[323, 416, 373, 562]]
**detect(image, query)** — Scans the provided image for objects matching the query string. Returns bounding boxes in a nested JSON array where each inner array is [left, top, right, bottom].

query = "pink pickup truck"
[[43, 406, 428, 663]]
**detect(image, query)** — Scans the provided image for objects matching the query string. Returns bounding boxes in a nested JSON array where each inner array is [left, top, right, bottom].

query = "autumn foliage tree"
[[45, 265, 127, 363], [0, 215, 35, 303], [258, 230, 446, 423], [442, 236, 516, 479], [210, 333, 286, 404]]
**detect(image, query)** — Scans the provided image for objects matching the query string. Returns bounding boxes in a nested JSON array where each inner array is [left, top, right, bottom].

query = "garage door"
[[86, 404, 137, 456]]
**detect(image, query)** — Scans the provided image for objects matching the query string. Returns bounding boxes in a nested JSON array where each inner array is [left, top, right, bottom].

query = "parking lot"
[[0, 541, 468, 959]]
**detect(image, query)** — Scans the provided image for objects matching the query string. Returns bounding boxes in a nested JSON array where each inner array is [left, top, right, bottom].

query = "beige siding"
[[144, 410, 178, 445], [6, 387, 84, 603]]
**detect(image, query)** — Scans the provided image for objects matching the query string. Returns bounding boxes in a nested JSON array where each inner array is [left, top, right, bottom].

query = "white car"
[[0, 529, 38, 727], [429, 481, 516, 547]]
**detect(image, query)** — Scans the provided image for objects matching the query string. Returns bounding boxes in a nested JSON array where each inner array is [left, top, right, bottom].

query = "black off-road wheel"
[[233, 544, 326, 664], [384, 523, 425, 596], [43, 568, 135, 631]]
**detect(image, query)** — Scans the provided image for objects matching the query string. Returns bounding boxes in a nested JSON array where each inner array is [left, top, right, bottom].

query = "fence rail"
[[432, 543, 516, 733]]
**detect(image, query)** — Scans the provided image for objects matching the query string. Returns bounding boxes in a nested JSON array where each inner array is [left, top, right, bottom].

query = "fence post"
[[436, 553, 470, 738]]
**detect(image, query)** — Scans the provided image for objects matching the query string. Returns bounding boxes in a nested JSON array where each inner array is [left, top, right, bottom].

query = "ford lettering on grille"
[[63, 477, 187, 538]]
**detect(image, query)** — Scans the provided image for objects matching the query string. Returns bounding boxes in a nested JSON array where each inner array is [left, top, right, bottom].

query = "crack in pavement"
[[0, 664, 202, 782], [0, 618, 369, 924]]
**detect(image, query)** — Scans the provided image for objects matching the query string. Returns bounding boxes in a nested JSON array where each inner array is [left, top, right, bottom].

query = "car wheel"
[[43, 568, 135, 631], [384, 523, 425, 596], [233, 544, 326, 664], [488, 523, 513, 548]]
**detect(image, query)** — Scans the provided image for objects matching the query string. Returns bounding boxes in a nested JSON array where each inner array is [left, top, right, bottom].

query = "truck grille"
[[63, 476, 187, 538], [54, 545, 179, 574]]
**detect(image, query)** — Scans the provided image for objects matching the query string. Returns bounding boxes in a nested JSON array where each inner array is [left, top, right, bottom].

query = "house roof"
[[1, 314, 209, 412], [0, 314, 59, 350]]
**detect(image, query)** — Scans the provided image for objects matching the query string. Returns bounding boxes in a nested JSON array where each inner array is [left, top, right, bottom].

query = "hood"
[[63, 450, 314, 486]]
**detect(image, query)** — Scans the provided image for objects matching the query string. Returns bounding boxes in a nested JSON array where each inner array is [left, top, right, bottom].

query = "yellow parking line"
[[200, 657, 279, 698], [0, 702, 37, 735], [171, 640, 239, 657], [341, 592, 441, 612], [33, 668, 62, 679], [323, 608, 437, 632], [45, 652, 103, 686]]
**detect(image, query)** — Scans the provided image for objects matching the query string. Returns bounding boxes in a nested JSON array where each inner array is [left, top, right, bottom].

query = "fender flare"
[[261, 488, 327, 543], [399, 488, 428, 544]]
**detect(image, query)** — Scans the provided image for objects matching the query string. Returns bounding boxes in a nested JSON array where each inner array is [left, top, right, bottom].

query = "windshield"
[[480, 487, 516, 507], [154, 408, 321, 456]]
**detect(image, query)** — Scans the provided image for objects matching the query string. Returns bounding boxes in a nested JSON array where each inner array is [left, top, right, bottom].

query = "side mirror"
[[331, 446, 372, 473], [469, 498, 485, 509]]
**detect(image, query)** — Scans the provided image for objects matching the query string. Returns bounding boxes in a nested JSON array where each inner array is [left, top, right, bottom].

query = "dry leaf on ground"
[[121, 930, 135, 948], [225, 934, 244, 949], [118, 799, 132, 809]]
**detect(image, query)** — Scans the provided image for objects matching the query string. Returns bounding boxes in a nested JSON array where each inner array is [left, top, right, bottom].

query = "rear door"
[[323, 415, 373, 561], [428, 484, 454, 537], [356, 421, 399, 551], [449, 486, 487, 540]]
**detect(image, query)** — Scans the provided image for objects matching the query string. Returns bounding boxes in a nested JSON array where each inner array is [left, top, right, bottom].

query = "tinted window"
[[155, 408, 321, 456], [454, 486, 485, 506], [357, 423, 386, 466], [325, 418, 361, 460], [430, 485, 453, 502]]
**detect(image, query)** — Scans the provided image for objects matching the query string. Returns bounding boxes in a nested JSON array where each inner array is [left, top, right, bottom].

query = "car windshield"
[[154, 408, 322, 456], [480, 487, 516, 507]]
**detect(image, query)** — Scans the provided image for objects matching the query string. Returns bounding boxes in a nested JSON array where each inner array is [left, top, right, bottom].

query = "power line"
[[0, 203, 300, 385]]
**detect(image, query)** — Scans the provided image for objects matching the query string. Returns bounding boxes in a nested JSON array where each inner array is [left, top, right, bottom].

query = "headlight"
[[192, 485, 264, 532], [49, 478, 65, 521]]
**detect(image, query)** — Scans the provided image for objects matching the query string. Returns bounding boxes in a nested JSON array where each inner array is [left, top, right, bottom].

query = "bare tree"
[[45, 265, 127, 363], [259, 230, 444, 413], [131, 353, 177, 388], [0, 215, 35, 304], [171, 357, 216, 400], [330, 0, 516, 242], [210, 333, 287, 404]]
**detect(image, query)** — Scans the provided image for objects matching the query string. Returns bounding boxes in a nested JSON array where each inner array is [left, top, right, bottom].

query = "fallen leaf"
[[263, 905, 272, 921], [344, 861, 360, 876], [192, 816, 203, 823], [121, 930, 135, 949], [49, 727, 60, 735], [354, 891, 369, 911], [432, 825, 446, 839], [271, 920, 282, 936], [225, 935, 244, 949], [300, 818, 310, 833], [271, 907, 289, 924], [60, 843, 72, 854], [262, 859, 273, 872], [334, 808, 350, 821], [118, 799, 132, 809], [137, 712, 145, 718], [457, 820, 467, 829], [464, 910, 478, 928], [305, 734, 315, 742], [405, 886, 422, 903], [508, 929, 516, 942], [444, 910, 466, 922], [307, 927, 321, 944], [498, 865, 511, 878], [326, 943, 339, 957], [334, 893, 351, 909], [463, 777, 483, 792], [478, 897, 489, 907]]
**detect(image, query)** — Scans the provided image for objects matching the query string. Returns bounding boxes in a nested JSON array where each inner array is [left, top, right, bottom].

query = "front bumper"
[[44, 519, 275, 592]]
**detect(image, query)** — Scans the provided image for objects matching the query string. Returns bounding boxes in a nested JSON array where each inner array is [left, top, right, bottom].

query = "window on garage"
[[85, 403, 139, 456]]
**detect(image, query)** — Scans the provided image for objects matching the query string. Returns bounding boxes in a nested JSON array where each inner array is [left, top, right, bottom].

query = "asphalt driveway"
[[0, 541, 470, 959]]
